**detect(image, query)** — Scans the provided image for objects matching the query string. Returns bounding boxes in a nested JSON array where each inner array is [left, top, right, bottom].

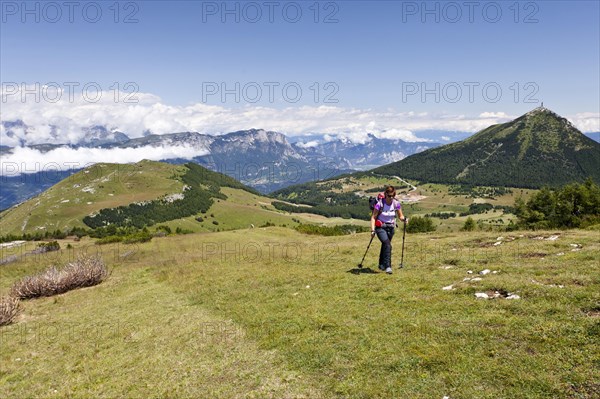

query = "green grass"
[[1, 227, 598, 398], [0, 239, 322, 398]]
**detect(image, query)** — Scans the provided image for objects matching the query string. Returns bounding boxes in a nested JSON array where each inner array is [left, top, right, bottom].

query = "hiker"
[[370, 185, 407, 274]]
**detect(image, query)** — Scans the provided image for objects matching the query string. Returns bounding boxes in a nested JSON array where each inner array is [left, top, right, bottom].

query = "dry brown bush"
[[0, 296, 21, 326], [10, 256, 109, 300]]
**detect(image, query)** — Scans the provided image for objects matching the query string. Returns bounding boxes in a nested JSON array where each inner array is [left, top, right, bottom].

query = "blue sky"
[[1, 0, 599, 140]]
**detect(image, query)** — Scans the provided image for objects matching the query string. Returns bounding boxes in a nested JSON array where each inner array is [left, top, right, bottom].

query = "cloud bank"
[[1, 145, 204, 176], [3, 88, 597, 146]]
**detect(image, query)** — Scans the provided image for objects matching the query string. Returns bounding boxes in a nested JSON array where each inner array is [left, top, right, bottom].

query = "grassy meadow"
[[1, 225, 598, 398]]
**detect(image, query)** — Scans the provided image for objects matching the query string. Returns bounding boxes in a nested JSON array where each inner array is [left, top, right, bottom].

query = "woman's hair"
[[385, 185, 396, 197]]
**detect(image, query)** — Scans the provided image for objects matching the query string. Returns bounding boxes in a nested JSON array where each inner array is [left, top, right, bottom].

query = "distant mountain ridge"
[[374, 107, 600, 188], [1, 126, 437, 208], [292, 134, 437, 170]]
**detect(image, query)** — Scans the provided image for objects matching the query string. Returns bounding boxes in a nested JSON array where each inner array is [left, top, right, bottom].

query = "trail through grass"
[[0, 253, 323, 398]]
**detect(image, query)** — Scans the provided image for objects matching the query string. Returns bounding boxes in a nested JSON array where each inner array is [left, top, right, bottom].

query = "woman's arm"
[[397, 207, 406, 222], [370, 208, 378, 235]]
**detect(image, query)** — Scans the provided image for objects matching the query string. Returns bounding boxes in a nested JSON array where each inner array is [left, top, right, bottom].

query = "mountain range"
[[0, 123, 438, 209]]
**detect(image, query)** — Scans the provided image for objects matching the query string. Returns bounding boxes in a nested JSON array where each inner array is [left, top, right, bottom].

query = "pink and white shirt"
[[374, 199, 401, 224]]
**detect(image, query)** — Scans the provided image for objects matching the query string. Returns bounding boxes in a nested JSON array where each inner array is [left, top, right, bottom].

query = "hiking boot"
[[385, 267, 393, 274]]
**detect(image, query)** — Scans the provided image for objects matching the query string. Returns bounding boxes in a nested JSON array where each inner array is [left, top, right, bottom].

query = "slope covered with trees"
[[374, 108, 600, 188]]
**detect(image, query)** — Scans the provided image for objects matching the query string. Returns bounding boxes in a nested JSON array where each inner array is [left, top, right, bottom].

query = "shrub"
[[96, 235, 124, 245], [461, 217, 477, 231], [175, 227, 194, 234], [11, 256, 109, 300], [122, 231, 153, 244], [96, 231, 152, 245], [156, 225, 172, 234], [406, 216, 436, 233], [0, 296, 20, 326], [33, 241, 60, 254], [295, 224, 369, 236]]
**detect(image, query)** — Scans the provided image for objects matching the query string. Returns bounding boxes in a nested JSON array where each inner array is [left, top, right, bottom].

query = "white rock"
[[506, 294, 520, 299], [479, 269, 491, 275], [442, 285, 454, 291], [467, 270, 473, 274], [557, 252, 565, 256], [463, 278, 471, 281], [475, 293, 489, 299], [471, 277, 483, 282], [493, 241, 502, 246], [571, 248, 581, 252], [569, 243, 580, 247], [496, 237, 504, 241], [546, 235, 559, 241], [444, 266, 453, 269], [305, 285, 310, 289], [492, 271, 499, 274]]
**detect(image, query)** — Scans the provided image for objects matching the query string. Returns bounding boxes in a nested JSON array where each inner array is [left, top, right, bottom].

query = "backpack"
[[369, 193, 385, 214]]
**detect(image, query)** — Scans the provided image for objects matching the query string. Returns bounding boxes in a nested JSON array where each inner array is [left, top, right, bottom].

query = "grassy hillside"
[[0, 161, 186, 235], [1, 227, 598, 398], [0, 161, 266, 237]]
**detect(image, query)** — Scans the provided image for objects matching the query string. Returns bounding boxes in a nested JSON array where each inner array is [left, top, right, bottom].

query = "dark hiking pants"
[[375, 224, 395, 268]]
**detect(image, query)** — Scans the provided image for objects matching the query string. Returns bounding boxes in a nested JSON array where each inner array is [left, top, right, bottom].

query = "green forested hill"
[[0, 161, 258, 235], [374, 107, 600, 188]]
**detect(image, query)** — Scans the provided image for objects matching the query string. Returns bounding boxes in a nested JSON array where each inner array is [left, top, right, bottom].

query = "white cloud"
[[479, 111, 510, 118], [294, 140, 320, 148], [568, 112, 600, 132], [441, 136, 451, 141], [2, 87, 598, 153], [1, 145, 205, 176]]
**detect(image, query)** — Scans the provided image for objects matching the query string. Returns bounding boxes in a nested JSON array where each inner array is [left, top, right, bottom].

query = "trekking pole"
[[358, 234, 375, 269], [399, 219, 407, 268]]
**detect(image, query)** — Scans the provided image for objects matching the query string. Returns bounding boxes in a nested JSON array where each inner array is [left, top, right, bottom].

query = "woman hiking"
[[370, 185, 407, 274]]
